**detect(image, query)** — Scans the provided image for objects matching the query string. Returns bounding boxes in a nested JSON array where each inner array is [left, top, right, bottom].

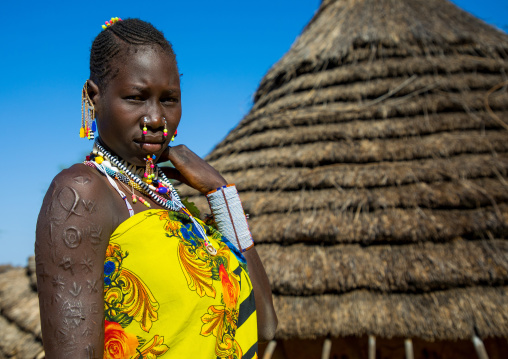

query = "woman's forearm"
[[159, 148, 278, 340], [243, 247, 278, 342]]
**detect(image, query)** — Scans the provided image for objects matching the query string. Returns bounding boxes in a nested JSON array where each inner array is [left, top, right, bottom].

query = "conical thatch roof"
[[0, 258, 43, 358], [177, 0, 508, 342]]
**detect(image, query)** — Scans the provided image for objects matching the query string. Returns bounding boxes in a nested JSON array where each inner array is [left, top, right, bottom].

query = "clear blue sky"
[[0, 0, 506, 266]]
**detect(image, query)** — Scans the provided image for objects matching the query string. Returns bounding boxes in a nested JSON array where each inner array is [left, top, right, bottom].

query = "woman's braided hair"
[[90, 18, 176, 88]]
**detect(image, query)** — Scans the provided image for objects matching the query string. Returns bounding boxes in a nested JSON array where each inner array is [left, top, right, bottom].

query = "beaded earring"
[[172, 128, 178, 142], [81, 81, 96, 140], [143, 117, 148, 135], [163, 118, 168, 138]]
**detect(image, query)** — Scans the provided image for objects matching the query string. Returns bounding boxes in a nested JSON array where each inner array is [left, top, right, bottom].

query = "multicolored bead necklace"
[[84, 141, 217, 255]]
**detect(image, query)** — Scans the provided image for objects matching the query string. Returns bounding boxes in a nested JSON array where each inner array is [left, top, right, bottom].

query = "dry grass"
[[255, 0, 508, 100], [211, 112, 508, 159], [248, 204, 507, 245], [208, 131, 508, 173], [257, 239, 508, 294], [0, 263, 42, 358], [273, 286, 508, 340]]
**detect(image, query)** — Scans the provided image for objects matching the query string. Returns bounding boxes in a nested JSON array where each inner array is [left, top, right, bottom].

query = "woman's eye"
[[126, 95, 143, 101], [161, 97, 179, 104]]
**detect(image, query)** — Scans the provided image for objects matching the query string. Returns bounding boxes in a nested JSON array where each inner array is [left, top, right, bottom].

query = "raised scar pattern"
[[37, 263, 50, 283], [83, 326, 93, 337], [73, 176, 91, 185], [49, 219, 61, 264], [52, 274, 65, 291], [52, 293, 63, 304], [85, 344, 97, 359], [69, 282, 82, 297], [63, 226, 82, 249], [57, 187, 82, 221], [89, 224, 103, 245], [61, 300, 84, 329], [89, 302, 99, 314], [58, 256, 75, 275], [56, 327, 77, 354], [80, 254, 94, 273], [87, 279, 98, 293], [82, 199, 96, 213]]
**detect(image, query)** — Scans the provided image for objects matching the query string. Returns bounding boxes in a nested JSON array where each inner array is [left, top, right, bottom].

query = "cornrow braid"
[[90, 18, 176, 88]]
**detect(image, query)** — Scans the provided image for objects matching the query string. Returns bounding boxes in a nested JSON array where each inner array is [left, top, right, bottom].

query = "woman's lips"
[[137, 142, 163, 152]]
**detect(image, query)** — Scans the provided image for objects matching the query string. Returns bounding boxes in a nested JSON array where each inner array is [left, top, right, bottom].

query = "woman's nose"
[[142, 115, 165, 131], [145, 101, 165, 127]]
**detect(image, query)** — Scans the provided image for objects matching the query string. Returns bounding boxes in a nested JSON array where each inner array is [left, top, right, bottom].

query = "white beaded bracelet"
[[206, 184, 254, 252]]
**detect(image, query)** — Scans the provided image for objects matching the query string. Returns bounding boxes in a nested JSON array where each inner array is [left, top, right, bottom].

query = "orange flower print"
[[219, 264, 240, 309], [104, 320, 139, 359], [135, 335, 170, 359], [158, 211, 182, 232]]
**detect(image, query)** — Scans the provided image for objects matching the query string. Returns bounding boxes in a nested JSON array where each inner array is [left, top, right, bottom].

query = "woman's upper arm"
[[35, 165, 113, 358]]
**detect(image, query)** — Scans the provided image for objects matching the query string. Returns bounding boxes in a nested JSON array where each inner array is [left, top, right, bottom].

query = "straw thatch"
[[0, 258, 43, 358], [176, 0, 508, 342]]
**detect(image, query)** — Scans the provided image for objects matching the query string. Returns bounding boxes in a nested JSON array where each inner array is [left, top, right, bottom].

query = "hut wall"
[[259, 336, 508, 359]]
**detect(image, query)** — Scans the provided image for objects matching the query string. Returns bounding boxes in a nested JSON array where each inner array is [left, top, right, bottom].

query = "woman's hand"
[[159, 145, 227, 194]]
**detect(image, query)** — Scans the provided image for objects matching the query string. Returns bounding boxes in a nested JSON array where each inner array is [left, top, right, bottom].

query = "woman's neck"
[[92, 139, 150, 179]]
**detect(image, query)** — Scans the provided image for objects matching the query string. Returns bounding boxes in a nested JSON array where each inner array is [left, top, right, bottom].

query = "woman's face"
[[93, 46, 181, 166]]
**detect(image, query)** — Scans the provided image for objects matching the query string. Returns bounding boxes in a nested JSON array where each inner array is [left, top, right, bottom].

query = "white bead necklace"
[[92, 141, 217, 255]]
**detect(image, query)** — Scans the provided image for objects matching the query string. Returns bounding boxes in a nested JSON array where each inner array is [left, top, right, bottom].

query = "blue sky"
[[0, 0, 506, 266]]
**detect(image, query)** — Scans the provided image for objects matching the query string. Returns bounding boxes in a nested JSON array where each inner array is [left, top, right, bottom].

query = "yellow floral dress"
[[103, 209, 258, 359]]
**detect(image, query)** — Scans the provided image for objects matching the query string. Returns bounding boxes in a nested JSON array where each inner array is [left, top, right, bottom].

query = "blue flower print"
[[104, 261, 116, 276], [180, 224, 197, 246]]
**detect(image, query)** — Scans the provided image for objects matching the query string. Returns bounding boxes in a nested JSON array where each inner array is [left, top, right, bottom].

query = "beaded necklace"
[[93, 142, 181, 211], [84, 141, 217, 255]]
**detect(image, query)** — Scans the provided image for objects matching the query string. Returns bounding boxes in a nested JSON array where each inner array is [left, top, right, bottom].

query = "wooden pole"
[[472, 335, 489, 359], [262, 340, 277, 359], [404, 339, 414, 359], [321, 338, 332, 359], [368, 335, 376, 359]]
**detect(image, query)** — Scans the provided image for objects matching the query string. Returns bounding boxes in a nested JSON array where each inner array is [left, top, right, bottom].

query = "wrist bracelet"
[[206, 184, 254, 252]]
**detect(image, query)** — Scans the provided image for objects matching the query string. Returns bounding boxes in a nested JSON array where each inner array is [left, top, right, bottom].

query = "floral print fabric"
[[104, 210, 258, 359]]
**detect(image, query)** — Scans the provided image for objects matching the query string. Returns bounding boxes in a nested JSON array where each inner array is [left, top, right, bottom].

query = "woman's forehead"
[[120, 45, 176, 70], [110, 46, 179, 86]]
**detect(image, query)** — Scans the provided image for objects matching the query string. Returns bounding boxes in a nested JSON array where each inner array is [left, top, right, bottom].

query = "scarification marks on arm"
[[81, 253, 94, 273], [57, 187, 82, 221]]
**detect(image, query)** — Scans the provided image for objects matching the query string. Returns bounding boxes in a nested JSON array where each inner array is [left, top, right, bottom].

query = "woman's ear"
[[86, 79, 101, 117]]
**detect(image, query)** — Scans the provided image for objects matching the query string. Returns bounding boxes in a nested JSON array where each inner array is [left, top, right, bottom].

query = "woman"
[[35, 18, 277, 359]]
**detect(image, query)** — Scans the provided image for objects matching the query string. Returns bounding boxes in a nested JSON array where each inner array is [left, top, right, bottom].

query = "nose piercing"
[[143, 117, 148, 135], [163, 117, 168, 137]]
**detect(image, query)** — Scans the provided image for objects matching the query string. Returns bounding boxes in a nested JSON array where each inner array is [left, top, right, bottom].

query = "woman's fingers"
[[162, 145, 226, 193], [161, 166, 182, 181], [161, 166, 192, 187]]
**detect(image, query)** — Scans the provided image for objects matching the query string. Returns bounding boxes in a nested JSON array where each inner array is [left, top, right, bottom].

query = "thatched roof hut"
[[0, 258, 44, 358], [176, 0, 508, 357]]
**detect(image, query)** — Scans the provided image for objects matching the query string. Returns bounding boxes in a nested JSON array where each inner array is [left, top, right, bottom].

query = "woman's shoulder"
[[39, 163, 117, 224], [36, 163, 121, 251], [49, 163, 111, 198]]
